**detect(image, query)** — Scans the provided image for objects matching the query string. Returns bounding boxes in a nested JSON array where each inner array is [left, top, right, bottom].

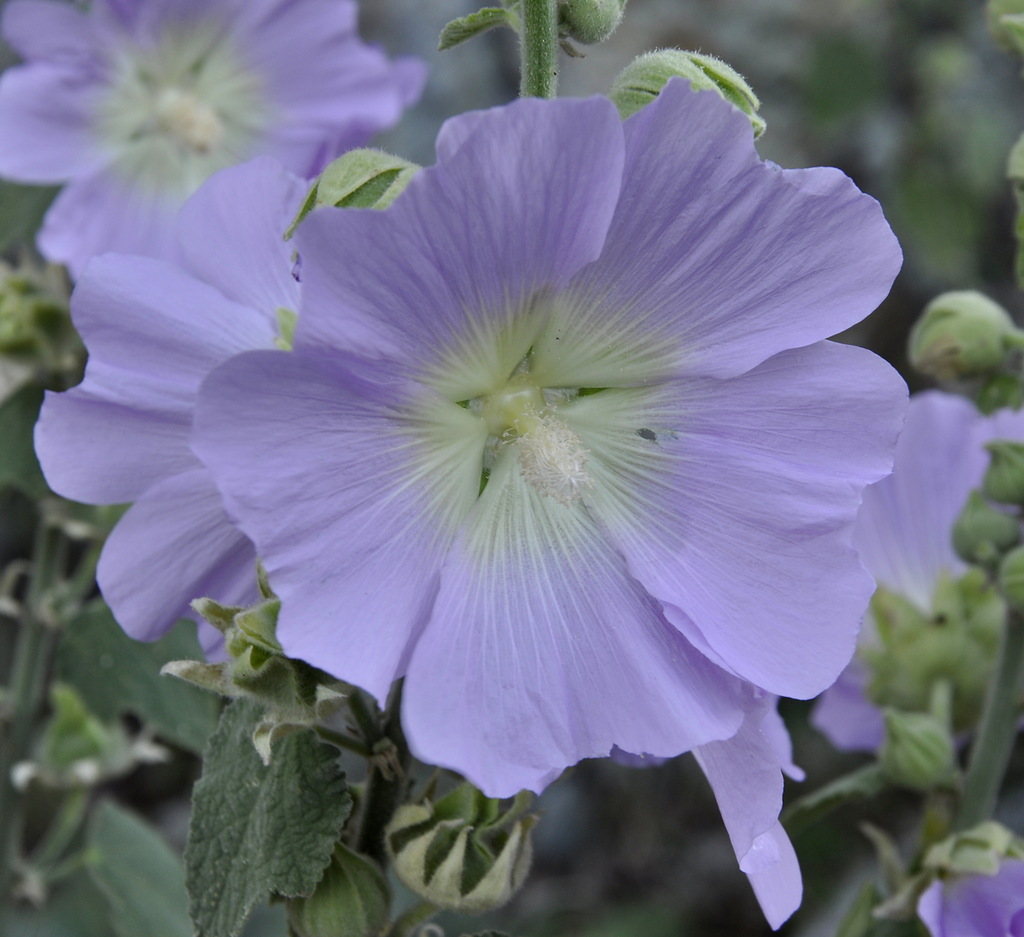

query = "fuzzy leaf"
[[56, 600, 219, 753], [0, 381, 47, 497], [88, 800, 192, 937], [439, 7, 515, 50], [185, 698, 352, 937]]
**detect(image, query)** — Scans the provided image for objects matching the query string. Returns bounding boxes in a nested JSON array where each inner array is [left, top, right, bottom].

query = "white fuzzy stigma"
[[516, 414, 593, 505], [156, 88, 224, 153]]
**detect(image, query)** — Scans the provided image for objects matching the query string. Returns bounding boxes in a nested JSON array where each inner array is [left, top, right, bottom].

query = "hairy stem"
[[520, 0, 559, 98]]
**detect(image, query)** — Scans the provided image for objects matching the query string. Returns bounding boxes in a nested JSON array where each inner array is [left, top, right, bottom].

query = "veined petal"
[[811, 658, 885, 752], [693, 697, 802, 929], [918, 862, 1024, 937], [744, 825, 802, 931], [193, 349, 486, 702], [402, 452, 748, 798], [35, 253, 276, 502], [0, 64, 105, 182], [294, 96, 625, 400], [530, 80, 901, 386], [173, 157, 304, 313], [98, 468, 258, 641], [564, 341, 906, 698], [37, 172, 179, 274], [854, 391, 992, 609], [2, 1, 98, 65]]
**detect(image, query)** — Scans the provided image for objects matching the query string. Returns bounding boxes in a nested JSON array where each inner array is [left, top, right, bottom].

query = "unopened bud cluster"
[[0, 269, 81, 386], [863, 572, 1003, 736]]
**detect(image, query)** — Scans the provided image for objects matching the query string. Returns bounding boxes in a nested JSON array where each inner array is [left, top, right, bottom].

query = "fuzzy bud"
[[998, 545, 1024, 611], [286, 844, 390, 937], [983, 440, 1024, 506], [385, 785, 534, 914], [559, 0, 627, 45], [952, 490, 1021, 568], [879, 709, 957, 792], [609, 50, 764, 137], [908, 291, 1020, 382]]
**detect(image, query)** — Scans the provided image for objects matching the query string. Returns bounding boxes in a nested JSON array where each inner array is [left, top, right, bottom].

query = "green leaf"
[[439, 7, 516, 50], [185, 698, 352, 937], [781, 763, 887, 838], [0, 381, 47, 497], [7, 868, 115, 937], [0, 180, 58, 252], [56, 600, 219, 753], [87, 800, 192, 937]]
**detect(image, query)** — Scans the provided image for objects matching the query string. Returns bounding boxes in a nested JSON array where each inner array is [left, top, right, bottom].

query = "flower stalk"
[[520, 0, 559, 98], [956, 607, 1024, 829], [0, 518, 63, 918]]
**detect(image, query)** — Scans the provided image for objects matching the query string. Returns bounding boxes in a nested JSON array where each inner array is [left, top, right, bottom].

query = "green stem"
[[30, 787, 90, 873], [314, 725, 372, 759], [955, 607, 1024, 829], [0, 520, 63, 916], [354, 683, 411, 868], [519, 0, 559, 98]]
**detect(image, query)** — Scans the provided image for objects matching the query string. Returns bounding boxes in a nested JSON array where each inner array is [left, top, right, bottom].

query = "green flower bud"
[[908, 291, 1020, 383], [286, 149, 420, 238], [983, 440, 1024, 506], [925, 821, 1024, 877], [286, 844, 389, 937], [952, 490, 1021, 567], [998, 544, 1024, 611], [609, 49, 765, 137], [559, 0, 626, 45], [386, 785, 534, 914], [878, 708, 957, 792]]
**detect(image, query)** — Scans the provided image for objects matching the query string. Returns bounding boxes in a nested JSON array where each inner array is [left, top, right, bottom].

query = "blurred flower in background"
[[814, 391, 1024, 753], [0, 0, 425, 274]]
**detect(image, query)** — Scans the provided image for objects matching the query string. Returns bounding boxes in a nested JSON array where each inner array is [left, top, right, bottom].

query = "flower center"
[[477, 376, 593, 505], [93, 24, 270, 196], [154, 88, 223, 154]]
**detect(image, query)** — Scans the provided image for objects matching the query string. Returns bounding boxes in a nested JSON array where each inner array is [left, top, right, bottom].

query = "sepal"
[[609, 49, 764, 137], [878, 707, 957, 793], [983, 440, 1024, 506], [385, 785, 535, 914], [286, 843, 390, 937], [952, 490, 1020, 568], [286, 149, 420, 238], [163, 578, 347, 764]]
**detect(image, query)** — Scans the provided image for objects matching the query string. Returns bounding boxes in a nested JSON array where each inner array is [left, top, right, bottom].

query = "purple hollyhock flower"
[[0, 0, 425, 275], [918, 861, 1024, 937], [813, 391, 1024, 751], [35, 156, 305, 651], [192, 82, 905, 923]]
